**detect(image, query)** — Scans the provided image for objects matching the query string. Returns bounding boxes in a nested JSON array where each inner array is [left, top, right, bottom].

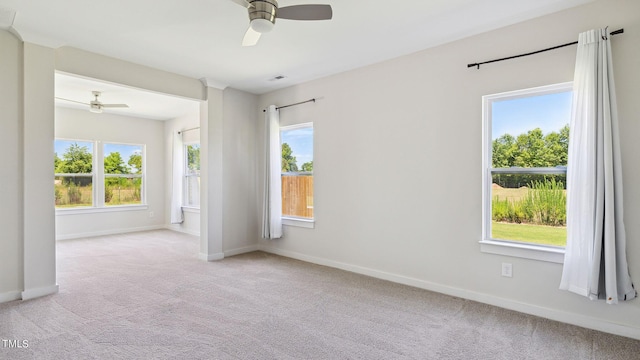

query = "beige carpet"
[[1, 229, 639, 359]]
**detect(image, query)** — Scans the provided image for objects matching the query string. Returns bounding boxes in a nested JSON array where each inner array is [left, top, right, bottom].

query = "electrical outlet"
[[149, 211, 154, 218], [501, 263, 513, 278]]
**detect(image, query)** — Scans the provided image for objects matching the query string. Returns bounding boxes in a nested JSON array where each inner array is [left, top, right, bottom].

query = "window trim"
[[280, 122, 314, 223], [183, 142, 201, 209], [54, 139, 96, 209], [54, 139, 147, 212], [481, 82, 572, 262], [282, 217, 315, 229], [103, 142, 146, 207]]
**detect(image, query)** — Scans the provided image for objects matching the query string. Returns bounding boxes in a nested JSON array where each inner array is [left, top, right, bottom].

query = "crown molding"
[[200, 77, 228, 90]]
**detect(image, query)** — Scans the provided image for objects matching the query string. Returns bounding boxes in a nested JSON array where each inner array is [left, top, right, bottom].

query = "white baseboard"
[[259, 245, 640, 340], [225, 245, 260, 257], [165, 224, 200, 237], [0, 290, 21, 303], [56, 225, 166, 241], [199, 252, 225, 261], [21, 284, 59, 301]]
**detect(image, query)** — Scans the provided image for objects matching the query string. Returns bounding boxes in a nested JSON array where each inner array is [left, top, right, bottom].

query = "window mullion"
[[491, 167, 567, 175], [95, 141, 104, 207]]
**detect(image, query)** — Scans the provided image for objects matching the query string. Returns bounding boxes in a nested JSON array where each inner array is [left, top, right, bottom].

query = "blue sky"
[[103, 143, 142, 163], [54, 140, 93, 158], [281, 127, 313, 169], [492, 91, 572, 139]]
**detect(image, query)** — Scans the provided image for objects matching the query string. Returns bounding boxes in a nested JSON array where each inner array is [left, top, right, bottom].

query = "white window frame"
[[54, 139, 96, 209], [480, 82, 572, 263], [183, 142, 200, 209], [280, 122, 314, 228], [103, 142, 146, 207], [55, 139, 147, 214]]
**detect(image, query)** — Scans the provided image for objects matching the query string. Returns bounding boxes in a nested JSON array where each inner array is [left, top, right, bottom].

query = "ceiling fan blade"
[[55, 97, 90, 106], [101, 104, 129, 108], [242, 26, 261, 46], [278, 4, 332, 20], [229, 0, 254, 8]]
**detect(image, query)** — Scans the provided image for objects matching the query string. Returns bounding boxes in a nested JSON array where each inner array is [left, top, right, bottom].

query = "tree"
[[301, 161, 313, 172], [514, 128, 546, 167], [104, 152, 131, 188], [492, 126, 569, 188], [492, 126, 569, 169], [492, 134, 516, 168], [55, 143, 92, 174], [281, 143, 298, 172], [128, 152, 142, 174], [187, 144, 200, 172], [104, 152, 129, 174], [54, 153, 61, 171]]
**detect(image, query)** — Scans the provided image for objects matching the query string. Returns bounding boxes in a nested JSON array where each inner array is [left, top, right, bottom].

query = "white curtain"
[[261, 105, 283, 239], [560, 28, 636, 304], [170, 131, 184, 224]]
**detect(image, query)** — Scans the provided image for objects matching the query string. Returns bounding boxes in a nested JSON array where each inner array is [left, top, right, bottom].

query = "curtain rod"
[[178, 127, 200, 134], [263, 98, 316, 112], [467, 28, 624, 69]]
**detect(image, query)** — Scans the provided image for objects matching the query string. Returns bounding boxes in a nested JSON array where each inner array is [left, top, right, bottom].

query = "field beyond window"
[[491, 176, 566, 247], [486, 85, 571, 247], [55, 140, 144, 208], [54, 141, 93, 208], [184, 143, 200, 208], [104, 143, 143, 206]]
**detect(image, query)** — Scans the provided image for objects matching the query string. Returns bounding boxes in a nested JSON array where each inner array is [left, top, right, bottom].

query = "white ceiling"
[[3, 0, 594, 119], [54, 73, 200, 121]]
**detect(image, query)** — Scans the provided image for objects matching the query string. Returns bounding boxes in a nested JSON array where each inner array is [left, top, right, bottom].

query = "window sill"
[[56, 204, 148, 216], [480, 239, 564, 263], [182, 206, 200, 213], [282, 217, 315, 229]]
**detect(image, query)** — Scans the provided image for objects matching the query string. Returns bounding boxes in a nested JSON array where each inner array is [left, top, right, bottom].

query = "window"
[[54, 140, 94, 208], [54, 139, 145, 209], [184, 143, 200, 208], [104, 143, 144, 206], [280, 123, 314, 221], [482, 83, 571, 260]]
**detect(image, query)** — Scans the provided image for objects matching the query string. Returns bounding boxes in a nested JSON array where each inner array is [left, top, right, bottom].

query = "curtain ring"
[[602, 26, 609, 40]]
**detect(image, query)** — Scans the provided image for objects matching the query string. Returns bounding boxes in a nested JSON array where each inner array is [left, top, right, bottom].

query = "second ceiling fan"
[[56, 91, 129, 114], [230, 0, 333, 46]]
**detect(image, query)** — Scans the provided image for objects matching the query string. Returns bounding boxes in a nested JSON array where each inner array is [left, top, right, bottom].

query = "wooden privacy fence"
[[282, 174, 313, 218]]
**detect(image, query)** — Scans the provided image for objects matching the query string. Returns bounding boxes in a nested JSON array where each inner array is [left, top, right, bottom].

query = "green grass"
[[492, 221, 566, 247]]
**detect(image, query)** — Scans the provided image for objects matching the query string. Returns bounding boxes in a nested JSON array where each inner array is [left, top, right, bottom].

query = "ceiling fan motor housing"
[[89, 102, 103, 113], [248, 0, 277, 33]]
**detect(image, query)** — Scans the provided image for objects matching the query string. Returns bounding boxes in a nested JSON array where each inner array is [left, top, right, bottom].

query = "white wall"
[[0, 31, 58, 301], [222, 88, 260, 256], [23, 43, 57, 300], [198, 86, 261, 259], [258, 0, 640, 338], [56, 47, 204, 101], [0, 30, 24, 302], [165, 112, 201, 236], [55, 107, 166, 239]]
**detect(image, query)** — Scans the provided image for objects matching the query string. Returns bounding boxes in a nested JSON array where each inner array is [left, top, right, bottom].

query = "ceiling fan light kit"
[[234, 0, 333, 46]]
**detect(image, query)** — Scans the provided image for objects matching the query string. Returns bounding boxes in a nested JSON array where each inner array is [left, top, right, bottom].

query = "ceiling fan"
[[56, 91, 129, 114], [230, 0, 333, 46]]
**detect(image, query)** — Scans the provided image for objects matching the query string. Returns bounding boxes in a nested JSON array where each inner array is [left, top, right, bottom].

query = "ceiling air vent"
[[269, 75, 287, 81]]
